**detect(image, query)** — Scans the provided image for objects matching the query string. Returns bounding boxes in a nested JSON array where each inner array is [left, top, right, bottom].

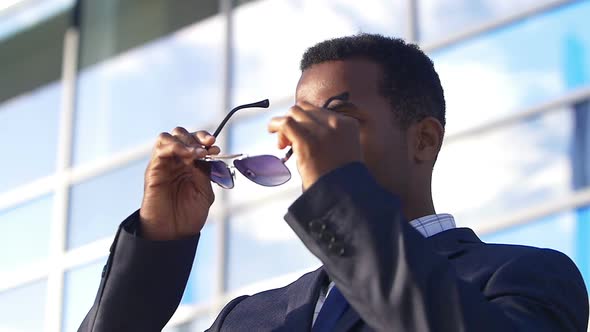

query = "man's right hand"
[[139, 127, 220, 241]]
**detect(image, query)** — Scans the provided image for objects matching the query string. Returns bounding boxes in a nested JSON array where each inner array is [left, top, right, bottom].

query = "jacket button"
[[328, 242, 345, 256], [320, 231, 335, 243], [308, 220, 326, 238]]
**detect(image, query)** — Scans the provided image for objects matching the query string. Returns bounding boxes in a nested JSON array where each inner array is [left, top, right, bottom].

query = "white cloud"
[[173, 11, 225, 47], [436, 57, 562, 135], [433, 51, 569, 227], [418, 0, 551, 41], [96, 50, 144, 79], [231, 0, 407, 103], [434, 104, 572, 227], [556, 211, 575, 234]]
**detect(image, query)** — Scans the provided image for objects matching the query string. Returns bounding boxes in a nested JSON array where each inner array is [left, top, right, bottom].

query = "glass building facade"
[[0, 0, 589, 330]]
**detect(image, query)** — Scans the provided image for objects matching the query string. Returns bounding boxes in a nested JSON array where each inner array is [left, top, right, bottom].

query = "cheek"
[[359, 129, 377, 161], [359, 129, 390, 169], [359, 122, 405, 155], [361, 126, 410, 170]]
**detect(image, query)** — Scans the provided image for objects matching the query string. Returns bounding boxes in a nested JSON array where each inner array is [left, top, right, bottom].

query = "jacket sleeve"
[[205, 295, 249, 332], [284, 162, 589, 332], [78, 210, 199, 332]]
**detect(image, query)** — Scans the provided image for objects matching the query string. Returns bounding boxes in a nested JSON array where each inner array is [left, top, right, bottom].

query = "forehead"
[[295, 59, 382, 105]]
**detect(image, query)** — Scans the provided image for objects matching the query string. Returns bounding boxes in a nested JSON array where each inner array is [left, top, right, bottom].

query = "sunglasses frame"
[[205, 153, 292, 189]]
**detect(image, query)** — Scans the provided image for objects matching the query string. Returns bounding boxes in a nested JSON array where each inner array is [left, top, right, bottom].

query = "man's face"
[[295, 59, 414, 197]]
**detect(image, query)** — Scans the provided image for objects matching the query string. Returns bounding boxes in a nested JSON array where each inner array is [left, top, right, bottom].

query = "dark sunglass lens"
[[233, 155, 291, 187], [209, 160, 234, 189]]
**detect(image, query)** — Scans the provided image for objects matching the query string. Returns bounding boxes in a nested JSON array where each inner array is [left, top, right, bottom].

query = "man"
[[79, 34, 589, 331]]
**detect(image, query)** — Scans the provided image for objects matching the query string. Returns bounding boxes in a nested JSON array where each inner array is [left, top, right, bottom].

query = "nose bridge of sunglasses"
[[206, 159, 235, 189]]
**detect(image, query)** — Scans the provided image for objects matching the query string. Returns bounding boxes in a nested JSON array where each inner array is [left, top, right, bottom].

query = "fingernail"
[[195, 147, 206, 155]]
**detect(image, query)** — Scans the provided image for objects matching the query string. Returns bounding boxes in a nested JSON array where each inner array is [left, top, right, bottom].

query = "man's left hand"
[[268, 102, 363, 190]]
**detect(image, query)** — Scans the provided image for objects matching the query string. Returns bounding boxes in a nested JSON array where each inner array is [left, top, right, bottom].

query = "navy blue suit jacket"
[[80, 163, 589, 331]]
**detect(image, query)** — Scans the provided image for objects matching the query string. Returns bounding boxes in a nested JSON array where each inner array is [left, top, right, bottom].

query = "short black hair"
[[300, 34, 446, 128]]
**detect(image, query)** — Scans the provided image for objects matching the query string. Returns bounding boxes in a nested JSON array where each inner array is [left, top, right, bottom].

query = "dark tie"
[[312, 286, 350, 332]]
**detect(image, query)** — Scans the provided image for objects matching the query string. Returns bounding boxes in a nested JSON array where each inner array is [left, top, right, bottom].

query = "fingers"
[[189, 130, 219, 155], [172, 127, 217, 148], [194, 130, 216, 147], [295, 102, 343, 129], [268, 104, 331, 149], [287, 105, 323, 125], [268, 114, 310, 149], [207, 145, 221, 155], [152, 127, 222, 166], [153, 132, 207, 164], [265, 101, 363, 190], [169, 127, 220, 155]]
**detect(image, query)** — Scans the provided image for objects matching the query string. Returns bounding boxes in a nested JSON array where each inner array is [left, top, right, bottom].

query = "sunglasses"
[[198, 93, 349, 189], [196, 99, 292, 189]]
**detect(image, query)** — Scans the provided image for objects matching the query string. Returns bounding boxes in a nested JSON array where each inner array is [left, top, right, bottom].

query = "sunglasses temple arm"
[[281, 148, 293, 163], [212, 99, 270, 137]]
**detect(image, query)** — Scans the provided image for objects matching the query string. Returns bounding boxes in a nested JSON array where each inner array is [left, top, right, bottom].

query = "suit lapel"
[[282, 266, 328, 330], [333, 305, 362, 331], [326, 228, 483, 331], [427, 227, 483, 259]]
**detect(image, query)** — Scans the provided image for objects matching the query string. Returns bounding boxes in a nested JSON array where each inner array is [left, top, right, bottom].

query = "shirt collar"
[[409, 213, 456, 238]]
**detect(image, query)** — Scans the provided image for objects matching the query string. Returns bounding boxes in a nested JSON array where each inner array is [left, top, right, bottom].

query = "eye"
[[327, 102, 351, 112], [328, 104, 365, 123], [331, 105, 360, 119]]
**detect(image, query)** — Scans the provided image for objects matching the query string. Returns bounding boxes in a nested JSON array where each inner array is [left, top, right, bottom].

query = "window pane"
[[181, 221, 216, 305], [0, 83, 59, 192], [481, 212, 575, 258], [232, 0, 407, 104], [227, 197, 320, 291], [0, 279, 47, 332], [0, 195, 52, 273], [573, 206, 590, 287], [0, 0, 72, 40], [433, 108, 572, 228], [73, 15, 224, 165], [418, 0, 556, 42], [431, 1, 590, 135], [62, 260, 105, 332], [67, 159, 147, 249]]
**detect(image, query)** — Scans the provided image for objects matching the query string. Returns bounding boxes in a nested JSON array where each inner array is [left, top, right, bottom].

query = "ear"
[[413, 117, 444, 164]]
